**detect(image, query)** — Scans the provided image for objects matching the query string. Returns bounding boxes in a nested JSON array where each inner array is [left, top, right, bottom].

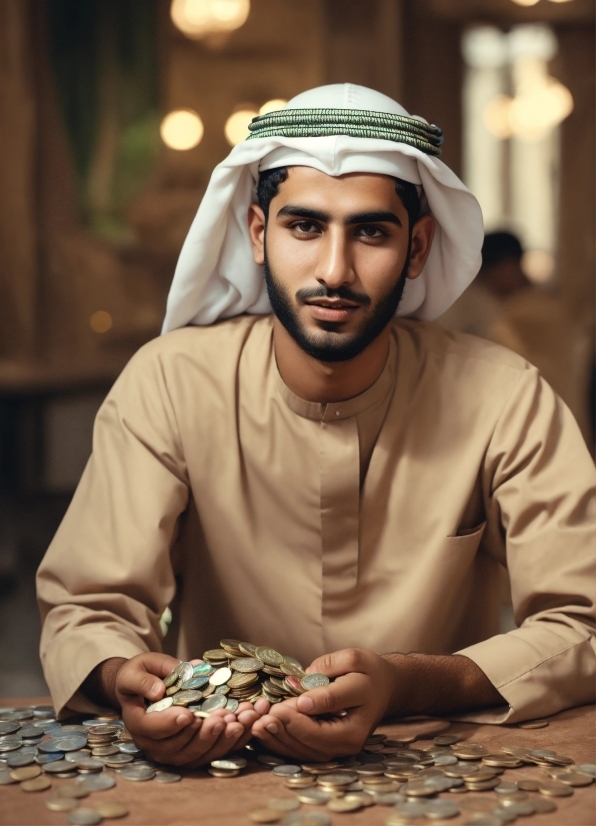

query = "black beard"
[[263, 246, 411, 363]]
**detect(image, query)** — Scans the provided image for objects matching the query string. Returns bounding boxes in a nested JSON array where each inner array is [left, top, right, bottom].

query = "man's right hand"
[[92, 654, 268, 767]]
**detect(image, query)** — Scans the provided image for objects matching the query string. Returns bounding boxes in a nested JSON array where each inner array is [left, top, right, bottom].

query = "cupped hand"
[[250, 648, 397, 761], [114, 653, 270, 767]]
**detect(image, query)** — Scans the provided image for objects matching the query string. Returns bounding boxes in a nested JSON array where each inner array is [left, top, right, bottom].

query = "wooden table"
[[1, 699, 594, 826]]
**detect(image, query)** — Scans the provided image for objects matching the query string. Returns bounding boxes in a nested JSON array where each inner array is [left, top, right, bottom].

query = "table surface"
[[0, 698, 594, 826]]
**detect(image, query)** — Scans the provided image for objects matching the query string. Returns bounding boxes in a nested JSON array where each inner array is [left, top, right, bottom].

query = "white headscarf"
[[162, 83, 484, 333]]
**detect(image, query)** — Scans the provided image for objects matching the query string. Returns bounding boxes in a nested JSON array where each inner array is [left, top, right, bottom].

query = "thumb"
[[296, 672, 367, 716], [117, 653, 179, 701]]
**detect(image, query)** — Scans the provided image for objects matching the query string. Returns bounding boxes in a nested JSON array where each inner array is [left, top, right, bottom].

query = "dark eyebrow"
[[276, 205, 331, 222], [344, 211, 402, 227]]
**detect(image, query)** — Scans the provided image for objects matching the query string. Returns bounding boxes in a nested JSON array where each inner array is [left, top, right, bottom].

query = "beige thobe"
[[36, 316, 596, 722]]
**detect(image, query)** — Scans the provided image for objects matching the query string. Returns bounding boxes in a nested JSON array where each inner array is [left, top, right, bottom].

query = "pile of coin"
[[0, 704, 181, 825], [146, 640, 331, 716], [244, 731, 596, 824]]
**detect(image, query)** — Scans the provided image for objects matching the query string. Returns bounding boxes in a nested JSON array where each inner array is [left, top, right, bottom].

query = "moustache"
[[295, 286, 371, 307]]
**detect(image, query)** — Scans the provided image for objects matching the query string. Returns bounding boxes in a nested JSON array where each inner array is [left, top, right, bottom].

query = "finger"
[[236, 708, 260, 727], [252, 716, 323, 762], [253, 698, 270, 716], [134, 717, 202, 758], [279, 702, 366, 755], [118, 653, 181, 701], [306, 648, 368, 679], [124, 703, 194, 741], [180, 718, 244, 766], [295, 672, 369, 716]]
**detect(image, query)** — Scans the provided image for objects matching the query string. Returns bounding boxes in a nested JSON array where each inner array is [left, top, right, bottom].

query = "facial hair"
[[263, 243, 411, 363]]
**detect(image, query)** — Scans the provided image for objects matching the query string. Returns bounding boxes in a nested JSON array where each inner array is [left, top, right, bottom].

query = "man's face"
[[252, 168, 419, 362]]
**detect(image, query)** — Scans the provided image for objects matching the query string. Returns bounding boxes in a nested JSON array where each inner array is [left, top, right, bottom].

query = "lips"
[[305, 300, 359, 323]]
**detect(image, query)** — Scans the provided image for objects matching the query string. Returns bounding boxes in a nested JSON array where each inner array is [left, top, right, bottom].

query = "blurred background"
[[0, 0, 593, 697]]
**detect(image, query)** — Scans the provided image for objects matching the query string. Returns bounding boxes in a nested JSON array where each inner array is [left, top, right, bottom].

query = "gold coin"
[[327, 796, 363, 812], [256, 647, 284, 667], [10, 765, 41, 782], [203, 649, 229, 661], [518, 719, 549, 729], [94, 801, 130, 818], [208, 767, 239, 778], [538, 779, 573, 797], [280, 662, 306, 678], [21, 775, 52, 792], [248, 809, 282, 823], [46, 797, 79, 812]]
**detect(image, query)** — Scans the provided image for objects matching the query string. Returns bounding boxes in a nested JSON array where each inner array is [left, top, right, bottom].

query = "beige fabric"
[[36, 316, 596, 723]]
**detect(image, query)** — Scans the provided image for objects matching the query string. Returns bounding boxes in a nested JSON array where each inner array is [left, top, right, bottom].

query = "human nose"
[[314, 228, 355, 290]]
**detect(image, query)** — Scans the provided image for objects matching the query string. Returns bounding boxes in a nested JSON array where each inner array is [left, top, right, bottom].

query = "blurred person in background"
[[439, 231, 593, 443]]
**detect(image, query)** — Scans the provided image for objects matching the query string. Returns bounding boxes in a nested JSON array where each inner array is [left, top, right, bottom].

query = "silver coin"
[[211, 757, 247, 770], [17, 726, 41, 739], [36, 752, 65, 765], [0, 737, 22, 752], [59, 725, 88, 734], [7, 752, 35, 767], [78, 773, 116, 792], [176, 662, 194, 683], [200, 695, 228, 713], [396, 801, 429, 816], [281, 813, 331, 826], [425, 799, 460, 819], [367, 792, 405, 805], [65, 751, 91, 763], [532, 798, 557, 813], [53, 736, 88, 752], [296, 788, 332, 804], [0, 769, 17, 785], [120, 765, 156, 781], [577, 764, 596, 778], [67, 808, 103, 825], [38, 739, 63, 753], [117, 742, 142, 754], [434, 754, 457, 765], [76, 757, 105, 773], [273, 764, 303, 776], [502, 801, 536, 816], [179, 676, 209, 690], [43, 759, 76, 773], [490, 807, 517, 824], [300, 673, 330, 690], [154, 771, 181, 783], [225, 698, 239, 713], [146, 697, 174, 714]]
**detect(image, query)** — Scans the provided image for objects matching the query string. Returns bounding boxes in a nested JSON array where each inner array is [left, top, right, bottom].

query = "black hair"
[[257, 166, 421, 229], [481, 231, 524, 267]]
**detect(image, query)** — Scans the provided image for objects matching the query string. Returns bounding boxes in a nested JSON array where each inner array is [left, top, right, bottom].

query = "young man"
[[37, 85, 595, 768]]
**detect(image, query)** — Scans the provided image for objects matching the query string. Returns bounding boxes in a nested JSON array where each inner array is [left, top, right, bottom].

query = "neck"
[[272, 317, 391, 404]]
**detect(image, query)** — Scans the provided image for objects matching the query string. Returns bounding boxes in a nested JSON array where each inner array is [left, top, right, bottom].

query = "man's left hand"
[[250, 648, 397, 761]]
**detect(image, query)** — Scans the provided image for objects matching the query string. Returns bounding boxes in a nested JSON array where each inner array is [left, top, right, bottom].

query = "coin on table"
[[91, 745, 119, 757], [268, 798, 301, 812], [117, 742, 142, 754], [208, 767, 239, 777], [249, 810, 282, 824], [201, 695, 228, 713], [46, 796, 79, 812], [0, 737, 23, 752], [209, 668, 232, 687], [273, 764, 303, 776], [67, 808, 103, 825], [57, 782, 89, 799], [146, 697, 173, 714], [212, 757, 247, 770], [296, 788, 331, 804], [78, 773, 116, 791], [54, 736, 89, 752], [43, 759, 74, 774], [518, 719, 549, 729], [120, 765, 155, 781], [10, 764, 41, 781], [424, 799, 460, 819], [76, 757, 105, 773], [366, 792, 405, 805], [327, 796, 363, 812], [577, 763, 596, 777], [395, 800, 430, 817], [154, 771, 181, 783], [94, 802, 129, 819], [0, 769, 18, 785], [501, 800, 536, 817], [7, 752, 36, 768], [555, 771, 593, 787], [300, 674, 329, 691], [0, 722, 20, 736], [433, 734, 460, 746], [538, 779, 573, 797], [103, 754, 134, 768], [258, 754, 286, 767], [459, 798, 499, 813], [21, 775, 52, 792]]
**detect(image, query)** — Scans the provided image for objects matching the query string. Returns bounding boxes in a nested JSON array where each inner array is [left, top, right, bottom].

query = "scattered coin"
[[154, 771, 181, 783], [268, 798, 301, 811], [46, 796, 79, 812], [94, 802, 129, 819], [212, 757, 247, 770], [78, 773, 116, 791], [67, 808, 103, 825], [7, 752, 36, 768], [577, 763, 596, 778], [538, 779, 574, 797], [120, 765, 155, 781], [21, 774, 52, 792], [249, 809, 282, 823]]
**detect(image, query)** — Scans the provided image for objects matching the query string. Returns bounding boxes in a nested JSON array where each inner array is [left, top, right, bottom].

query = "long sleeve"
[[36, 341, 190, 717], [456, 366, 596, 723]]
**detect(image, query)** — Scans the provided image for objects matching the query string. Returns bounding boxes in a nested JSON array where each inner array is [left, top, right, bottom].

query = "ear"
[[406, 214, 435, 280], [248, 203, 266, 265]]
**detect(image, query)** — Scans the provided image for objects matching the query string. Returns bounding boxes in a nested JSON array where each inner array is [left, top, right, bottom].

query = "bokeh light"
[[171, 0, 250, 40], [510, 0, 540, 6], [509, 79, 573, 140], [160, 109, 204, 150], [89, 311, 113, 334], [224, 108, 258, 146], [259, 99, 288, 116]]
